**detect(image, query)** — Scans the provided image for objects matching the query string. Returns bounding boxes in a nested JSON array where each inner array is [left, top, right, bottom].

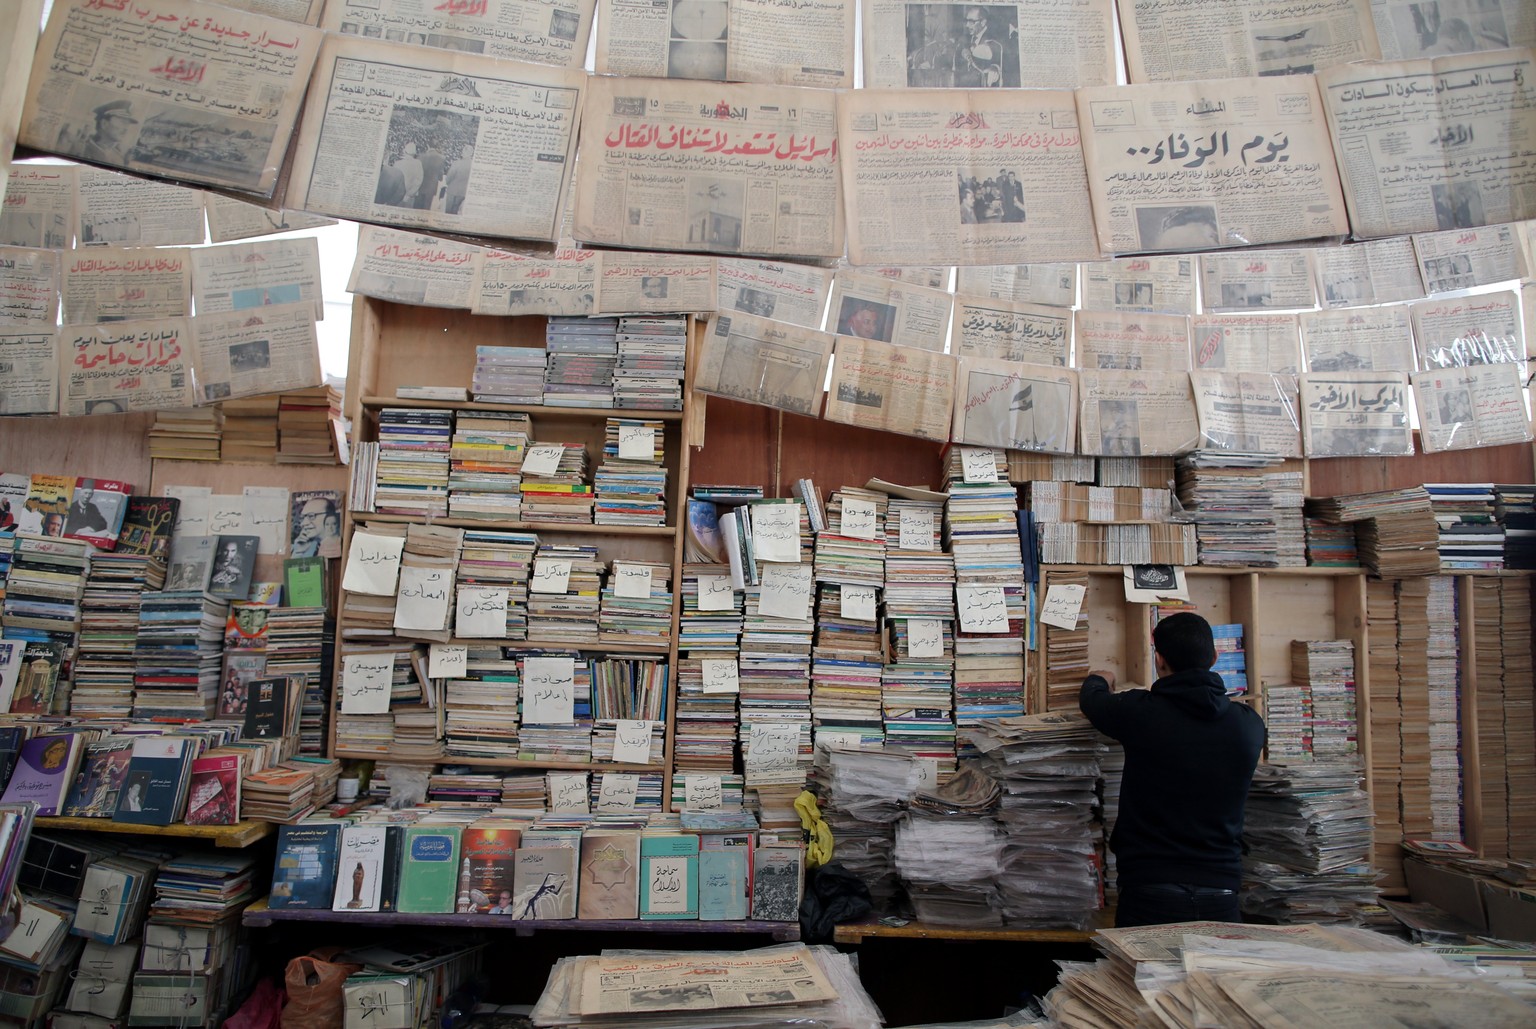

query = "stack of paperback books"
[[597, 561, 674, 646], [1292, 639, 1358, 760], [147, 407, 222, 461], [1426, 482, 1503, 569], [264, 607, 330, 756], [614, 315, 687, 410], [1308, 486, 1439, 577], [277, 384, 342, 465], [447, 411, 531, 521], [219, 395, 280, 462], [373, 407, 452, 518], [543, 316, 617, 408], [132, 591, 229, 720], [525, 544, 603, 647], [593, 418, 668, 526], [1494, 483, 1536, 568], [472, 344, 547, 405], [455, 529, 538, 641], [675, 563, 742, 772], [519, 442, 593, 524], [68, 550, 167, 718], [1175, 457, 1282, 567], [516, 651, 593, 763], [444, 646, 521, 761]]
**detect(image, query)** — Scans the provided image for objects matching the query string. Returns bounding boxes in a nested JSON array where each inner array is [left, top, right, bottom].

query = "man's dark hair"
[[1152, 612, 1216, 673]]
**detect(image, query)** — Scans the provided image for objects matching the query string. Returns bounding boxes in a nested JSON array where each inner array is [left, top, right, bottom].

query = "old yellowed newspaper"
[[323, 0, 595, 67], [1370, 1, 1535, 60], [61, 246, 192, 325], [593, 251, 716, 315], [1074, 310, 1191, 370], [472, 246, 597, 317], [1077, 76, 1348, 254], [1299, 370, 1413, 456], [1214, 970, 1536, 1027], [1198, 248, 1318, 312], [951, 296, 1071, 365], [75, 167, 205, 247], [859, 265, 952, 289], [839, 88, 1099, 266], [956, 263, 1077, 307], [20, 0, 322, 197], [217, 0, 324, 24], [1122, 0, 1380, 82], [348, 225, 483, 309], [0, 246, 59, 325], [953, 358, 1077, 453], [571, 946, 835, 1015], [1191, 371, 1302, 456], [204, 194, 335, 243], [0, 328, 57, 415], [1414, 362, 1533, 453], [1080, 255, 1196, 315], [0, 0, 43, 198], [824, 337, 956, 441], [716, 258, 832, 329], [1190, 314, 1303, 373], [1410, 290, 1525, 368], [697, 311, 833, 416], [191, 238, 324, 319], [1299, 305, 1416, 371], [827, 271, 953, 351], [1078, 369, 1199, 456], [1411, 222, 1528, 294], [0, 165, 76, 249], [193, 301, 320, 403], [60, 316, 196, 416], [1312, 236, 1425, 307]]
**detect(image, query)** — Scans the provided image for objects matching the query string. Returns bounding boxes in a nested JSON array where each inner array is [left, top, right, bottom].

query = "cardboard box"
[[1404, 857, 1488, 931], [1478, 880, 1536, 942]]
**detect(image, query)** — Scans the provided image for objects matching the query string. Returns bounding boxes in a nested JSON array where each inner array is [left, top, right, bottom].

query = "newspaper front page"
[[1299, 370, 1414, 456], [1299, 305, 1416, 371], [348, 225, 483, 308], [716, 258, 832, 329], [697, 310, 834, 416], [574, 77, 842, 260], [1191, 370, 1302, 456], [952, 357, 1077, 453], [951, 295, 1071, 364], [1410, 290, 1525, 368], [204, 194, 336, 243], [217, 0, 325, 24], [0, 328, 58, 415], [1371, 1, 1535, 60], [862, 0, 1116, 89], [291, 36, 584, 242], [1079, 255, 1196, 315], [75, 167, 205, 247], [862, 265, 952, 289], [839, 88, 1099, 266], [955, 263, 1077, 307], [193, 301, 320, 403], [1122, 0, 1381, 83], [1411, 222, 1528, 293], [1198, 248, 1318, 312], [1414, 362, 1533, 453], [60, 316, 196, 416], [595, 0, 854, 87], [0, 246, 59, 325], [1313, 236, 1425, 307], [1214, 970, 1536, 1026], [1190, 314, 1303, 373], [1077, 369, 1200, 455], [826, 271, 953, 351], [571, 946, 836, 1016], [20, 0, 322, 197], [1074, 310, 1191, 370], [472, 246, 597, 317], [1, 165, 76, 249], [191, 238, 324, 319], [61, 246, 192, 325], [593, 250, 716, 314], [824, 337, 955, 441], [1077, 76, 1349, 254], [1318, 49, 1536, 238], [322, 0, 596, 68]]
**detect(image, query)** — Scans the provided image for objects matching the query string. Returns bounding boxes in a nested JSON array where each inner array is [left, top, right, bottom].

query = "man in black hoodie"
[[1079, 611, 1266, 927]]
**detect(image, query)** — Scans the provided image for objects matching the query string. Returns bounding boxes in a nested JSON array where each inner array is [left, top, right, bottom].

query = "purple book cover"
[[0, 735, 83, 816]]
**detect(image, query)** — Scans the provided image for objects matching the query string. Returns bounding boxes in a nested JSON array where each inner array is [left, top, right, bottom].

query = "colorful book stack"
[[519, 442, 592, 524], [543, 316, 617, 408], [739, 504, 815, 790], [516, 652, 593, 763], [1174, 458, 1281, 567], [810, 487, 889, 750], [1211, 622, 1248, 696], [69, 549, 167, 718], [2, 534, 89, 662], [675, 561, 743, 773], [598, 561, 673, 645], [472, 344, 547, 405], [333, 646, 419, 757], [614, 315, 687, 410], [1263, 683, 1313, 761], [525, 544, 603, 647], [141, 849, 259, 1017], [1303, 515, 1359, 567], [264, 607, 329, 756], [277, 384, 342, 465], [1267, 468, 1307, 567], [1425, 576, 1462, 841], [588, 772, 665, 810], [1494, 483, 1536, 569], [132, 591, 230, 720], [1293, 639, 1358, 760], [456, 529, 538, 641], [444, 646, 520, 761], [593, 418, 668, 526], [373, 407, 453, 518], [447, 411, 531, 521], [1426, 482, 1503, 569]]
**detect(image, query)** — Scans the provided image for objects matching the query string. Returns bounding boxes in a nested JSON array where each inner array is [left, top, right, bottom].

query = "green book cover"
[[639, 834, 698, 920], [283, 557, 325, 608], [395, 826, 463, 913]]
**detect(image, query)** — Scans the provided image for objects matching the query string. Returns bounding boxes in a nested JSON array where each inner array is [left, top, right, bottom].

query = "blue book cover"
[[268, 823, 342, 909], [698, 834, 752, 921], [639, 834, 698, 920]]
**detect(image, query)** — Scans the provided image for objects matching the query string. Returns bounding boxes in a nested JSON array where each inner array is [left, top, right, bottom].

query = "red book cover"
[[184, 753, 242, 826], [460, 825, 521, 913]]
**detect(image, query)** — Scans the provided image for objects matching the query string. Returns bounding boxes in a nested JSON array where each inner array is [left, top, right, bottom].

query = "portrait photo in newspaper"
[[904, 5, 1019, 88], [696, 311, 834, 416]]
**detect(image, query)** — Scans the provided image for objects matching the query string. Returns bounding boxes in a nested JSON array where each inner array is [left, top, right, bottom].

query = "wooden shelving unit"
[[35, 816, 275, 849]]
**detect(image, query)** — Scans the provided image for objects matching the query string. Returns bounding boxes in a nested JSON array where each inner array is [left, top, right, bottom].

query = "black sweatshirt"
[[1079, 668, 1266, 890]]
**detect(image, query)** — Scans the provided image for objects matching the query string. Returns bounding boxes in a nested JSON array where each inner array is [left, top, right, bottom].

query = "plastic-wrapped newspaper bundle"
[[814, 747, 921, 915], [894, 779, 1007, 927]]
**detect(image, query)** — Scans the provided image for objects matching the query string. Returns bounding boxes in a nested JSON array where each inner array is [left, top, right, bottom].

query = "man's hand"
[[1088, 669, 1116, 690]]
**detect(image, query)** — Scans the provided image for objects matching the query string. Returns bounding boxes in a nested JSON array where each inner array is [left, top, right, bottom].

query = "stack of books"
[[614, 315, 687, 410], [1426, 482, 1503, 569], [519, 442, 593, 524], [525, 544, 603, 647], [1175, 458, 1281, 567], [1211, 622, 1248, 696], [1268, 468, 1307, 567], [740, 558, 815, 791], [1308, 486, 1439, 578], [70, 551, 168, 718], [132, 591, 229, 720], [472, 344, 547, 405], [277, 384, 342, 464], [1494, 483, 1536, 568], [809, 586, 886, 751], [1303, 515, 1359, 566], [447, 411, 531, 521], [456, 529, 538, 641], [147, 407, 222, 461], [444, 646, 520, 761], [590, 657, 669, 765], [879, 488, 956, 770], [333, 646, 421, 756], [594, 418, 668, 526], [543, 316, 618, 408], [1292, 638, 1359, 760], [264, 607, 330, 757], [598, 561, 673, 646], [219, 395, 280, 462], [1040, 569, 1090, 711], [516, 651, 593, 763], [675, 563, 742, 772], [1424, 577, 1462, 841], [391, 524, 463, 645], [373, 407, 453, 518]]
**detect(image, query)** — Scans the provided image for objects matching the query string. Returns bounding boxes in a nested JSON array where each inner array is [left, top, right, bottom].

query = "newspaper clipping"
[[61, 246, 192, 325], [194, 301, 320, 403], [572, 946, 836, 1016], [1, 165, 76, 249], [952, 357, 1077, 453], [593, 250, 716, 314], [217, 0, 325, 24], [824, 337, 956, 441], [1414, 361, 1533, 453], [826, 272, 953, 351], [1077, 76, 1349, 254], [1122, 0, 1381, 83], [955, 263, 1077, 307], [839, 88, 1099, 267], [1371, 0, 1535, 60], [1198, 248, 1318, 312], [1313, 236, 1425, 307], [0, 329, 57, 415], [75, 167, 205, 247], [322, 0, 596, 68], [20, 0, 322, 197], [862, 0, 1116, 89], [472, 246, 597, 317], [595, 0, 854, 87], [696, 310, 834, 415], [1411, 222, 1528, 294], [191, 238, 324, 319], [864, 265, 952, 289], [205, 194, 336, 243], [1410, 290, 1525, 368], [291, 36, 584, 242], [348, 225, 483, 308], [1079, 255, 1196, 315], [716, 258, 832, 329], [1300, 370, 1414, 456], [1074, 310, 1191, 370], [1318, 49, 1536, 238], [0, 246, 59, 325], [1190, 314, 1303, 373], [1191, 370, 1303, 456], [1299, 305, 1417, 371], [60, 316, 195, 416], [1077, 369, 1200, 456], [950, 296, 1071, 365]]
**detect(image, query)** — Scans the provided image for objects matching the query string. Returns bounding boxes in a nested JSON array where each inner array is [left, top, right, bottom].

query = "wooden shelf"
[[360, 396, 685, 422], [330, 753, 667, 772], [241, 898, 800, 939], [352, 512, 678, 538], [1038, 563, 1363, 577], [383, 638, 673, 655], [832, 912, 1107, 945], [36, 816, 275, 849]]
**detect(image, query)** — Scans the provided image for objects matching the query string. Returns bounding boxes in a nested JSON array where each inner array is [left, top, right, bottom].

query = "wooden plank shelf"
[[352, 512, 678, 538], [329, 753, 667, 772], [36, 816, 275, 849], [359, 396, 685, 422], [831, 913, 1107, 945]]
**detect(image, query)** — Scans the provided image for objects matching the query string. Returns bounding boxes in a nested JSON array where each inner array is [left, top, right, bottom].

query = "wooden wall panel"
[[0, 413, 155, 487], [1309, 442, 1535, 497]]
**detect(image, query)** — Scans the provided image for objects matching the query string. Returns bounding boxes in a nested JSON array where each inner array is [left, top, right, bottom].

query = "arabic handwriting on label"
[[530, 558, 572, 595], [746, 722, 801, 773], [1039, 584, 1087, 630], [898, 508, 933, 550], [696, 574, 735, 611], [523, 657, 576, 723], [548, 773, 588, 812], [617, 424, 654, 460], [684, 775, 723, 810], [957, 585, 1009, 633], [341, 655, 393, 714], [840, 498, 878, 539], [908, 618, 944, 658], [597, 773, 639, 811], [341, 532, 405, 596], [700, 658, 739, 694], [613, 563, 653, 599], [842, 584, 877, 622], [757, 563, 811, 621], [427, 644, 466, 678], [750, 502, 803, 563], [612, 720, 654, 764], [961, 448, 999, 483], [522, 445, 564, 476], [915, 758, 939, 792], [455, 586, 508, 637]]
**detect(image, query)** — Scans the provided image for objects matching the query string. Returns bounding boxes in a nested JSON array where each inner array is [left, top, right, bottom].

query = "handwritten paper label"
[[697, 574, 735, 612], [957, 585, 1009, 634], [164, 484, 210, 537], [758, 562, 811, 621], [1040, 583, 1088, 630], [701, 658, 739, 695], [914, 758, 939, 793], [612, 720, 654, 764], [522, 444, 563, 476], [618, 424, 654, 460], [394, 566, 452, 632], [745, 722, 802, 776], [522, 656, 576, 723], [842, 584, 877, 622], [751, 502, 803, 563], [341, 654, 393, 714], [547, 773, 588, 812], [683, 775, 723, 810], [961, 447, 999, 483], [209, 494, 246, 535], [241, 486, 289, 555], [455, 586, 508, 638], [898, 508, 933, 550], [613, 562, 652, 599], [840, 498, 878, 540], [908, 618, 943, 658], [428, 645, 466, 678], [341, 532, 405, 596], [0, 903, 64, 962], [596, 773, 640, 812], [530, 558, 572, 595], [816, 730, 863, 752], [646, 855, 690, 913]]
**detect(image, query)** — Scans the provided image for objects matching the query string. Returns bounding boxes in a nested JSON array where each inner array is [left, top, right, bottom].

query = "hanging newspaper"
[[1074, 310, 1191, 370], [593, 250, 716, 315], [826, 272, 952, 351], [862, 0, 1116, 89], [952, 358, 1077, 453], [950, 296, 1071, 365], [575, 81, 841, 261], [1313, 236, 1425, 307], [862, 266, 952, 289], [956, 263, 1077, 307], [322, 0, 595, 68], [20, 0, 322, 197], [1318, 50, 1536, 238], [0, 329, 58, 415], [1414, 362, 1533, 453], [1, 165, 76, 249], [594, 0, 853, 87], [291, 37, 583, 242], [76, 167, 205, 247], [1371, 1, 1535, 59], [217, 0, 324, 24], [1121, 0, 1380, 83], [61, 246, 192, 325], [1191, 371, 1302, 456], [1198, 248, 1318, 312], [0, 246, 59, 325], [838, 88, 1099, 267], [191, 238, 324, 319], [193, 301, 320, 403], [1300, 306, 1416, 371], [1076, 76, 1349, 254], [1077, 369, 1200, 456], [205, 194, 335, 243], [1079, 255, 1196, 315], [0, 1, 44, 195], [348, 225, 483, 309], [60, 316, 196, 416], [1190, 314, 1303, 373], [472, 246, 597, 317], [1411, 223, 1528, 294], [1299, 370, 1413, 456], [1410, 290, 1525, 368], [824, 337, 956, 441], [716, 258, 832, 329], [697, 311, 834, 416]]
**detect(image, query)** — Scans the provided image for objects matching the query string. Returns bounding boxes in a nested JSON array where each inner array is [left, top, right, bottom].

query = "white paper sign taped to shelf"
[[428, 645, 466, 678], [548, 773, 589, 812], [164, 484, 211, 537], [394, 567, 452, 632], [522, 656, 576, 723], [840, 498, 878, 540], [530, 559, 572, 595], [701, 658, 740, 695], [961, 448, 1000, 483], [613, 563, 653, 599], [1039, 584, 1087, 630], [612, 720, 654, 764], [751, 502, 803, 563], [908, 618, 943, 658], [697, 574, 735, 611], [596, 773, 640, 812], [842, 584, 877, 623], [758, 563, 812, 621], [914, 758, 939, 793], [683, 775, 723, 810], [618, 424, 654, 460], [209, 495, 246, 535], [898, 508, 934, 550], [522, 445, 565, 476], [816, 730, 863, 752], [745, 722, 802, 776], [456, 586, 509, 638], [957, 585, 1009, 634], [340, 654, 393, 714], [341, 532, 406, 596]]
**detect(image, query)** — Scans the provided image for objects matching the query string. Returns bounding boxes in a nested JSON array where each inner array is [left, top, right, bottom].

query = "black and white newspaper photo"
[[1410, 290, 1525, 368], [1411, 222, 1528, 294], [1414, 361, 1533, 453], [1190, 314, 1303, 373], [1312, 235, 1426, 307], [1079, 255, 1196, 315], [0, 1, 44, 192], [60, 315, 196, 416], [216, 0, 325, 25], [1299, 370, 1414, 456], [955, 262, 1077, 307], [1371, 0, 1533, 60], [826, 271, 953, 351], [1198, 248, 1319, 312], [472, 246, 597, 317], [1300, 305, 1417, 371], [205, 194, 336, 243], [950, 295, 1071, 364], [1190, 370, 1303, 456], [952, 357, 1076, 453], [0, 165, 76, 249], [696, 310, 834, 416], [593, 250, 716, 314], [76, 167, 205, 247], [0, 246, 59, 326], [1076, 369, 1200, 456], [716, 257, 832, 329], [823, 337, 956, 441], [1073, 310, 1191, 370], [61, 246, 192, 325], [323, 0, 596, 68], [193, 301, 321, 404], [1121, 0, 1381, 83]]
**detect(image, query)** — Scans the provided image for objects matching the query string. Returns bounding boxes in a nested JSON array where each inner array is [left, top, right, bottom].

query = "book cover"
[[283, 557, 326, 608], [332, 824, 388, 912], [460, 825, 520, 913], [217, 652, 267, 718], [0, 735, 83, 816], [165, 535, 214, 592], [19, 474, 72, 536], [698, 833, 753, 921], [116, 496, 179, 559], [395, 825, 463, 913], [0, 641, 23, 713], [9, 641, 66, 716], [113, 736, 194, 826], [0, 472, 28, 530], [0, 725, 26, 795], [577, 831, 640, 920], [377, 825, 405, 913], [207, 535, 259, 600], [750, 844, 804, 922], [242, 676, 291, 741], [62, 738, 134, 817], [268, 822, 342, 909], [639, 834, 698, 920], [183, 753, 242, 826], [63, 479, 131, 551], [224, 602, 270, 650], [290, 489, 343, 559], [511, 844, 577, 920], [685, 499, 723, 563]]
